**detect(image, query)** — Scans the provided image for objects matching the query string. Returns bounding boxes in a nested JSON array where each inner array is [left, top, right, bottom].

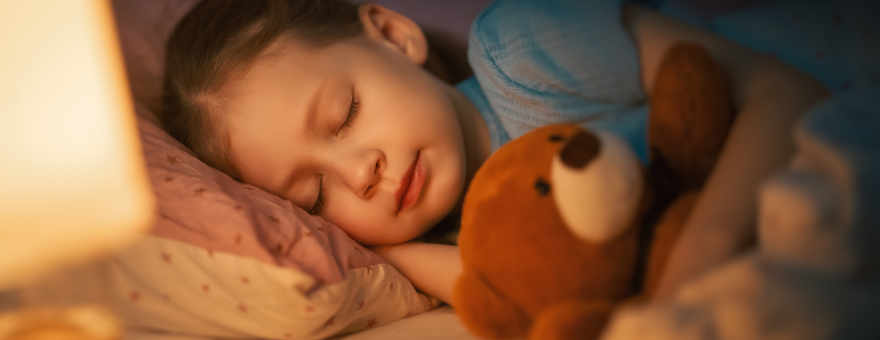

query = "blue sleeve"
[[468, 0, 650, 161]]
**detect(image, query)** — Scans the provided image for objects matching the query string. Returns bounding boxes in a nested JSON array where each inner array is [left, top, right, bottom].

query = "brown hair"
[[161, 0, 471, 180]]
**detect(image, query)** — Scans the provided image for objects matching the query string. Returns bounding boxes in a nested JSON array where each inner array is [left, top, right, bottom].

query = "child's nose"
[[344, 149, 383, 199]]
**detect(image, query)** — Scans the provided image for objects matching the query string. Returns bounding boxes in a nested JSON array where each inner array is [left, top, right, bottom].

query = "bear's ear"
[[453, 270, 531, 339], [552, 130, 643, 242]]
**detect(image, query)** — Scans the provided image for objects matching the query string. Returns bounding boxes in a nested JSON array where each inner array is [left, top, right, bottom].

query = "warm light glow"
[[0, 0, 154, 288]]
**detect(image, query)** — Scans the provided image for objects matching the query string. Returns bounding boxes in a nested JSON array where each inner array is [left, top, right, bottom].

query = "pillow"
[[110, 1, 437, 338], [711, 0, 880, 93]]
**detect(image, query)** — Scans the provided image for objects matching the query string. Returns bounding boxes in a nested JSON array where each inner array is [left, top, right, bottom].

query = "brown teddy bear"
[[453, 43, 734, 340]]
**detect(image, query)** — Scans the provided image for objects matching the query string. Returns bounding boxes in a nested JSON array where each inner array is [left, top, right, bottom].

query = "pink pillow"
[[111, 0, 436, 337], [138, 116, 385, 286]]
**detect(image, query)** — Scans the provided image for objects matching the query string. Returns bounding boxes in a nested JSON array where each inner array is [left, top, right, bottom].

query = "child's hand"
[[367, 242, 415, 260], [366, 244, 390, 257], [367, 242, 461, 306], [623, 4, 830, 300]]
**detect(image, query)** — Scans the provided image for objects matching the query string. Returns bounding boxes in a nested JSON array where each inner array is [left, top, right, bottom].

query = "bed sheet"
[[125, 306, 482, 340], [329, 306, 482, 340]]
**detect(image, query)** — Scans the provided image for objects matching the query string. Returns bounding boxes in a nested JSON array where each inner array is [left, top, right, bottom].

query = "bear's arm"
[[622, 4, 830, 300]]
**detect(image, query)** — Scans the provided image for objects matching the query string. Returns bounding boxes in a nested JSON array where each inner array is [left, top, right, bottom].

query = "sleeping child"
[[160, 0, 829, 305]]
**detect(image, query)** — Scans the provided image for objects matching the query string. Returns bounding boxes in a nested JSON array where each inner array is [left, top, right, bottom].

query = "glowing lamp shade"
[[0, 1, 154, 288]]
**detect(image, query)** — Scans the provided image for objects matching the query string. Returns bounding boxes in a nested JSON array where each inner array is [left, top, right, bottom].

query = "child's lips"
[[396, 151, 424, 213]]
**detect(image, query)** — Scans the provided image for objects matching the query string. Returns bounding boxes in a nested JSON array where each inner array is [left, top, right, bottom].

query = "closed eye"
[[309, 175, 325, 215], [312, 97, 358, 215], [336, 97, 359, 135]]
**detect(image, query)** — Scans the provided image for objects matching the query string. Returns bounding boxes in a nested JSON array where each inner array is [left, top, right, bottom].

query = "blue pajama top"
[[456, 0, 650, 162]]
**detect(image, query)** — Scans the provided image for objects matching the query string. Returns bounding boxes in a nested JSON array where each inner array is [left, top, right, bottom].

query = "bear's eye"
[[534, 178, 551, 196], [548, 134, 565, 142]]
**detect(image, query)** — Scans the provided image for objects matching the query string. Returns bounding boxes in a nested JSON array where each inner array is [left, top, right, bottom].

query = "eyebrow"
[[279, 76, 329, 200]]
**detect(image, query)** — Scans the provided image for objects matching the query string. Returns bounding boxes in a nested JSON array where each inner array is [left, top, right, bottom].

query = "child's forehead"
[[229, 39, 324, 94], [254, 35, 318, 66], [260, 32, 362, 59], [235, 35, 381, 95], [223, 41, 354, 129]]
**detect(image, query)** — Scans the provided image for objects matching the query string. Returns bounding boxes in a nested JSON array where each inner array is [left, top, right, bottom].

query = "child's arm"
[[621, 5, 831, 300], [370, 242, 462, 306]]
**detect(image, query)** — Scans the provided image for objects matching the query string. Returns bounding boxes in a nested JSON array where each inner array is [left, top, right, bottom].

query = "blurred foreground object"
[[0, 0, 153, 291], [0, 306, 120, 340], [602, 88, 880, 340]]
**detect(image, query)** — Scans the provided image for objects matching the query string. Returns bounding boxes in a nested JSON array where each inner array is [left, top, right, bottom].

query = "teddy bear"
[[453, 43, 735, 340]]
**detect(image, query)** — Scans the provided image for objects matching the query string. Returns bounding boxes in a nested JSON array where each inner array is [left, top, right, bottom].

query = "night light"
[[0, 0, 154, 289]]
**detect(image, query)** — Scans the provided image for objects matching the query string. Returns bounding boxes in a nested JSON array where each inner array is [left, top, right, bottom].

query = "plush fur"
[[453, 43, 734, 340]]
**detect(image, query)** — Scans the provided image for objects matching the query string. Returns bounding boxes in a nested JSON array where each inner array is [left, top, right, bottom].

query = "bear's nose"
[[560, 130, 600, 169]]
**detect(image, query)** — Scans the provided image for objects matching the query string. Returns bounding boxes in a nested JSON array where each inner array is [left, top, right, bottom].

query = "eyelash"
[[309, 175, 325, 215], [336, 99, 359, 134], [311, 98, 359, 215]]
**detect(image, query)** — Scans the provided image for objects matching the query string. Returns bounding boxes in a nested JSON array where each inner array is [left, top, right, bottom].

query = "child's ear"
[[358, 3, 428, 65]]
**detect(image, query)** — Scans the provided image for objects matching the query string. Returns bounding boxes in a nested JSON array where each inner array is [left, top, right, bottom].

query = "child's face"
[[223, 35, 467, 245]]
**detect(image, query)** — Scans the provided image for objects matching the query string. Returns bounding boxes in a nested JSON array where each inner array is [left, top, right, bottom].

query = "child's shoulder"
[[464, 0, 649, 158], [467, 0, 642, 103], [470, 0, 626, 46]]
